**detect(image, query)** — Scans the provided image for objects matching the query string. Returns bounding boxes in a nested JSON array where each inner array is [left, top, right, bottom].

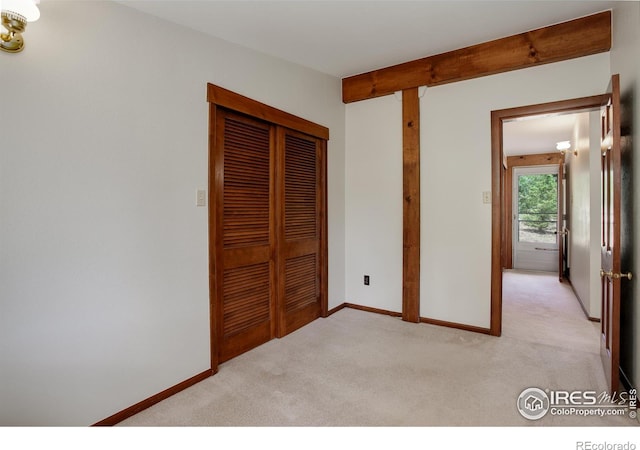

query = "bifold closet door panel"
[[276, 129, 324, 336], [214, 110, 276, 363]]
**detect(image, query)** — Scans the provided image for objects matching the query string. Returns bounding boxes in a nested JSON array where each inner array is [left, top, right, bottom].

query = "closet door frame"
[[207, 84, 329, 373]]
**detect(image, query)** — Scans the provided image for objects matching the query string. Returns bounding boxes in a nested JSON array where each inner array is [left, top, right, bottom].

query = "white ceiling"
[[116, 0, 615, 156], [118, 0, 619, 78], [503, 112, 588, 157]]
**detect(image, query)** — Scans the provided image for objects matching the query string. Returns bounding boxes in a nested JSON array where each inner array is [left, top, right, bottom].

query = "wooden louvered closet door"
[[276, 129, 324, 336], [214, 109, 276, 363], [209, 85, 328, 367]]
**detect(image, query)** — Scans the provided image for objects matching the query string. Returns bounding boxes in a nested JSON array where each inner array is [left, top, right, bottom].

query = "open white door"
[[512, 165, 560, 272]]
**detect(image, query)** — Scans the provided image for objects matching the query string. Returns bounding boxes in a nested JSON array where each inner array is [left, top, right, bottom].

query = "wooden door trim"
[[319, 138, 329, 318], [207, 84, 329, 140], [402, 88, 421, 323], [490, 94, 608, 336], [342, 11, 611, 103], [208, 102, 220, 374], [506, 153, 564, 167], [274, 126, 286, 338]]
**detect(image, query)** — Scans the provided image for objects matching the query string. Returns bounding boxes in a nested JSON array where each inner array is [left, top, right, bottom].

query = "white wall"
[[588, 110, 603, 319], [609, 1, 640, 388], [419, 54, 611, 327], [344, 54, 611, 327], [567, 111, 601, 319], [0, 1, 345, 425], [345, 95, 402, 312]]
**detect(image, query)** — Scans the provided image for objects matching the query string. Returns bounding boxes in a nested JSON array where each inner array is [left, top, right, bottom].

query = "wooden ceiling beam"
[[342, 11, 611, 104]]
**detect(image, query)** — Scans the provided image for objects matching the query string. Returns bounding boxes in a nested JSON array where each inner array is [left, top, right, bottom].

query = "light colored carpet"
[[119, 271, 635, 426]]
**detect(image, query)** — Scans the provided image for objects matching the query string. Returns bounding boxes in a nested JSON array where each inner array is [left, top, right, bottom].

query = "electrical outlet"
[[364, 275, 370, 286]]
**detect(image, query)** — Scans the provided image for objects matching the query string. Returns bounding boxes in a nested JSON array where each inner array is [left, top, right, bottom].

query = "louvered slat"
[[223, 117, 271, 248], [223, 263, 270, 338], [285, 134, 317, 241], [285, 254, 317, 312]]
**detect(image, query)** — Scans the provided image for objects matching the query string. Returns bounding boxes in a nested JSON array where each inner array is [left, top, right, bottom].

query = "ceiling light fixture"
[[1, 0, 40, 53]]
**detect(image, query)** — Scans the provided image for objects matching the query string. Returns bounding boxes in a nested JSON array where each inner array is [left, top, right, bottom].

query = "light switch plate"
[[196, 189, 206, 207], [482, 191, 491, 204]]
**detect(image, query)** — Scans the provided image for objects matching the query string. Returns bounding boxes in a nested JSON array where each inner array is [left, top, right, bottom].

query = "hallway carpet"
[[119, 271, 634, 426]]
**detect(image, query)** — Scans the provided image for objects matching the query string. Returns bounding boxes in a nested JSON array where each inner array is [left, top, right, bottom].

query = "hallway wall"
[[566, 111, 602, 319]]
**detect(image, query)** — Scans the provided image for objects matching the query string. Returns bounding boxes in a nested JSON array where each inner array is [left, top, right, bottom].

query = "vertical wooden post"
[[402, 88, 420, 323]]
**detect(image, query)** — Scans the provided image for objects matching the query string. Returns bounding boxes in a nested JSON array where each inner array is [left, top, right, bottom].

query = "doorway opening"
[[489, 94, 608, 337], [492, 77, 627, 396]]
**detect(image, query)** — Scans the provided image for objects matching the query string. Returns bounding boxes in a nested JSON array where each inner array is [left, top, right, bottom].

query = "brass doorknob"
[[613, 272, 633, 280], [600, 269, 613, 278], [600, 269, 633, 280]]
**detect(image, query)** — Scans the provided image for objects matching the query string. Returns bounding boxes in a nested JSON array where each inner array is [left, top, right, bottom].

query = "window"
[[517, 173, 558, 244]]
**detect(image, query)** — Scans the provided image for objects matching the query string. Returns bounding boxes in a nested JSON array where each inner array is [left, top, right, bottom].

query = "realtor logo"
[[526, 395, 544, 411], [517, 387, 550, 420]]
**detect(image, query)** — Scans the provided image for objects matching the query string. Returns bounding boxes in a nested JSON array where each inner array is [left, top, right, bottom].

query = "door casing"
[[490, 94, 608, 336]]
